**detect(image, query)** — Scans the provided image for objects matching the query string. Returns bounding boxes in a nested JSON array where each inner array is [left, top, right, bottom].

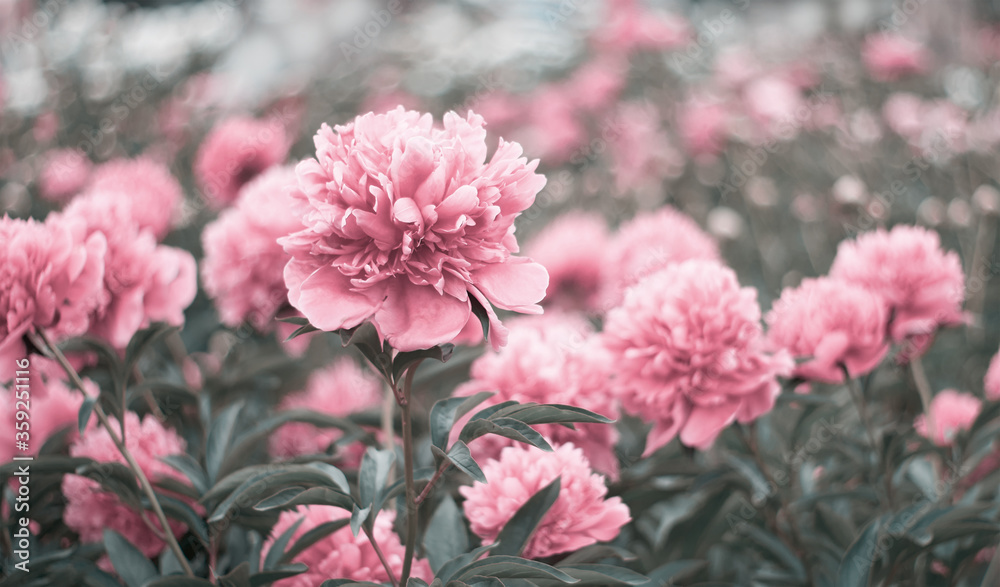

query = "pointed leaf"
[[424, 495, 469, 572], [430, 392, 496, 450], [493, 477, 561, 557], [104, 529, 157, 587], [447, 441, 487, 483]]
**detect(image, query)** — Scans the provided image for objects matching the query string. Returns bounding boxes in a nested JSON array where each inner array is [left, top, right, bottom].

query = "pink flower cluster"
[[862, 34, 930, 82], [604, 260, 792, 452], [263, 507, 431, 586], [526, 211, 609, 311], [0, 373, 89, 462], [460, 444, 630, 559], [454, 314, 620, 477], [986, 349, 1000, 401], [269, 357, 382, 461], [280, 107, 548, 352], [63, 412, 189, 561]]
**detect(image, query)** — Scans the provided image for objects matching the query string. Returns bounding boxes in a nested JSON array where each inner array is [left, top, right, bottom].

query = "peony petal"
[[287, 264, 382, 331], [473, 259, 549, 312], [679, 402, 738, 450], [373, 281, 470, 351]]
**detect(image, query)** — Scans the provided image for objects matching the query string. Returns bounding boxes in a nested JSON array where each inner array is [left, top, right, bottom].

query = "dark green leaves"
[[429, 392, 495, 451], [104, 529, 157, 587], [838, 515, 885, 587], [424, 496, 469, 572]]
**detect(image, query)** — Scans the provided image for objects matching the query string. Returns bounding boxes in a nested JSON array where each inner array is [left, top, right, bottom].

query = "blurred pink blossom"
[[0, 214, 106, 381], [604, 260, 792, 452], [269, 358, 382, 461], [829, 226, 966, 345], [63, 412, 189, 563], [678, 96, 729, 158], [38, 149, 92, 203], [766, 277, 889, 383], [526, 211, 609, 311], [599, 207, 719, 310], [202, 166, 302, 330], [84, 157, 184, 239], [281, 107, 548, 352], [608, 102, 684, 195], [460, 443, 630, 559], [594, 0, 690, 52], [915, 389, 981, 446], [985, 349, 1000, 401], [862, 34, 930, 82], [195, 116, 290, 208], [0, 376, 88, 462]]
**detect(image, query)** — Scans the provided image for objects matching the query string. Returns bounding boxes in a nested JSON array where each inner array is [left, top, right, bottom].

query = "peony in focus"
[[64, 196, 197, 348], [38, 149, 92, 203], [0, 214, 106, 381], [604, 260, 792, 453], [280, 107, 549, 352], [829, 226, 966, 345], [262, 507, 431, 586], [460, 443, 630, 559], [83, 157, 184, 240], [269, 357, 382, 461], [599, 207, 719, 311], [195, 116, 290, 208], [202, 166, 303, 330], [766, 277, 889, 383], [985, 349, 1000, 400], [526, 211, 609, 311], [862, 34, 930, 82], [915, 389, 981, 446], [63, 412, 188, 560], [453, 313, 620, 477]]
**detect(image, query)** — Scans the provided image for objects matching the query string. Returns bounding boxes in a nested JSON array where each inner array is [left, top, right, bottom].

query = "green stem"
[[363, 524, 399, 587], [398, 362, 421, 586], [910, 355, 936, 439], [842, 364, 893, 508], [36, 329, 195, 577]]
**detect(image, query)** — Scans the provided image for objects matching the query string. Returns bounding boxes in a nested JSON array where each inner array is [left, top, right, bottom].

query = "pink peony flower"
[[985, 349, 1000, 401], [460, 443, 630, 559], [195, 116, 290, 208], [262, 507, 431, 586], [63, 412, 188, 560], [0, 375, 89, 462], [520, 87, 586, 165], [269, 357, 382, 461], [280, 108, 549, 352], [593, 0, 690, 52], [84, 157, 184, 240], [607, 102, 683, 196], [766, 277, 889, 383], [862, 34, 930, 82], [882, 93, 924, 140], [526, 212, 609, 311], [64, 197, 197, 349], [598, 207, 719, 311], [915, 389, 981, 446], [566, 55, 627, 114], [453, 314, 620, 477], [202, 166, 303, 330], [0, 214, 106, 381], [829, 226, 966, 344], [604, 261, 792, 452], [678, 97, 729, 158], [743, 75, 805, 141], [38, 149, 92, 203]]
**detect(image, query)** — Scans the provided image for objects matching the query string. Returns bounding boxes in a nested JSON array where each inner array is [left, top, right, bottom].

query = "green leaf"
[[160, 454, 209, 495], [495, 404, 614, 426], [454, 556, 579, 583], [424, 496, 469, 572], [76, 462, 143, 511], [149, 492, 209, 545], [557, 545, 636, 565], [447, 441, 487, 483], [838, 515, 885, 587], [435, 544, 497, 583], [358, 447, 395, 519], [469, 295, 491, 342], [740, 524, 807, 581], [351, 504, 371, 537], [646, 560, 707, 584], [264, 516, 305, 571], [206, 401, 244, 485], [254, 486, 354, 512], [276, 316, 311, 326], [280, 519, 351, 565], [126, 381, 198, 412], [429, 392, 496, 450], [407, 580, 430, 587], [284, 323, 319, 341], [537, 565, 648, 586], [208, 465, 353, 524], [250, 564, 308, 586], [393, 344, 455, 381], [143, 579, 215, 587], [460, 417, 553, 451], [217, 561, 250, 587], [78, 397, 96, 435], [493, 477, 561, 557], [103, 529, 157, 587]]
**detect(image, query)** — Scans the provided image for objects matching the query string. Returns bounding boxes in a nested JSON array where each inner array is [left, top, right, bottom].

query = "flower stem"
[[910, 355, 936, 438], [415, 461, 451, 505], [841, 364, 893, 508], [363, 524, 399, 587], [398, 361, 421, 586], [35, 329, 194, 577]]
